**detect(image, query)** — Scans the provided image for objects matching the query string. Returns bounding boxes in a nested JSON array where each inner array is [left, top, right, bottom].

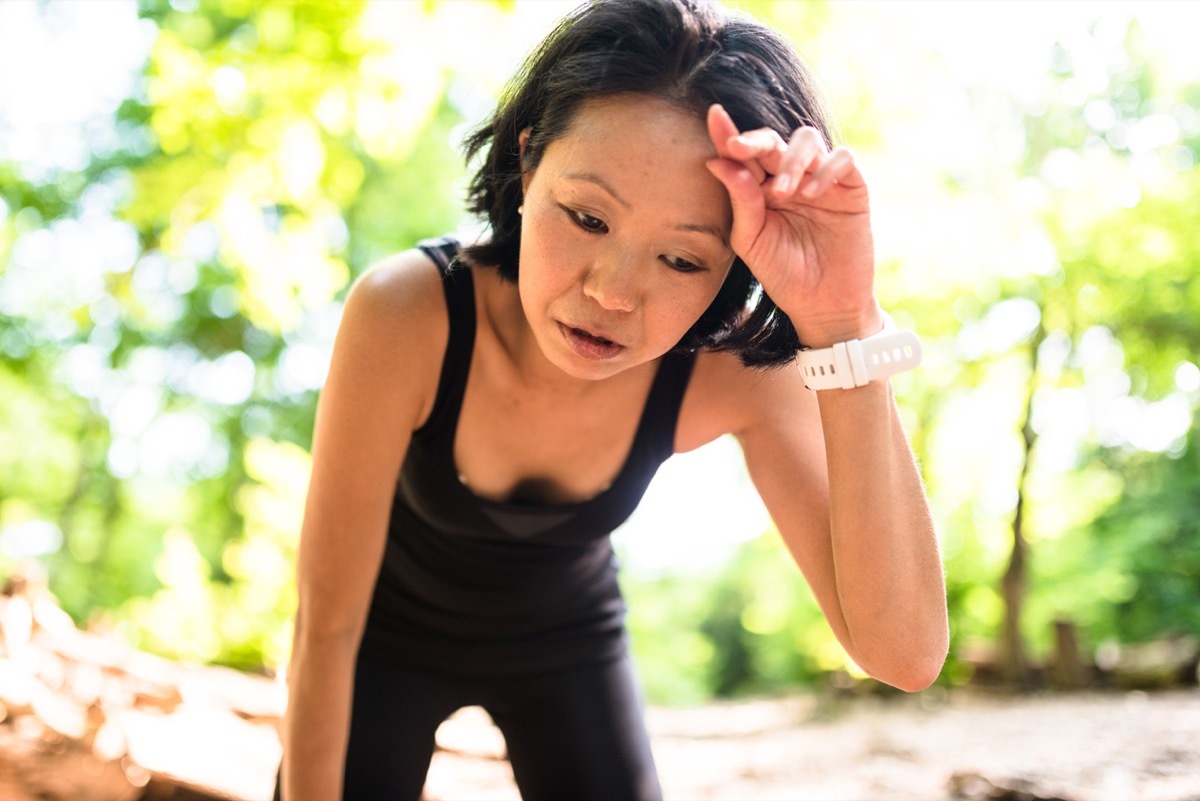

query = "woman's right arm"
[[280, 251, 446, 801]]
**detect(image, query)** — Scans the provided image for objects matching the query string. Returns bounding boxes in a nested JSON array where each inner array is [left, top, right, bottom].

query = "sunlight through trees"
[[0, 0, 1196, 699]]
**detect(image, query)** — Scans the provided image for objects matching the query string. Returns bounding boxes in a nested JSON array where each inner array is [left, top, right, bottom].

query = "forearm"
[[817, 379, 947, 690], [281, 631, 360, 801]]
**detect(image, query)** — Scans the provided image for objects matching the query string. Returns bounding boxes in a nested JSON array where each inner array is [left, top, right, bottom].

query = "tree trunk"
[[999, 323, 1046, 688], [1049, 619, 1090, 689]]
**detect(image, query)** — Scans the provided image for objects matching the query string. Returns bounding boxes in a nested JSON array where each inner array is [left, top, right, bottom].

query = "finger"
[[705, 157, 765, 253], [707, 104, 768, 184], [774, 127, 828, 196], [800, 146, 861, 198], [706, 103, 740, 160], [725, 128, 789, 176]]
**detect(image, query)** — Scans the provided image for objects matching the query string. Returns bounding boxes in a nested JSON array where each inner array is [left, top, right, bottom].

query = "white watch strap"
[[796, 326, 923, 390]]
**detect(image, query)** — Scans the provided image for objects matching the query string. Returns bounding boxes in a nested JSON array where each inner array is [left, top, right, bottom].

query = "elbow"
[[852, 632, 949, 693], [291, 601, 367, 654], [861, 650, 946, 693], [880, 651, 946, 693]]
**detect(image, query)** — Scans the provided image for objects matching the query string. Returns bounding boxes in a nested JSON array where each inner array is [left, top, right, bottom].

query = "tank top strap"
[[634, 349, 697, 468], [414, 236, 474, 444], [418, 235, 462, 276]]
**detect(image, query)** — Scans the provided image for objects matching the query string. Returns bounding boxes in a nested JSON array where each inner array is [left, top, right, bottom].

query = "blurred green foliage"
[[0, 0, 472, 669], [0, 0, 1197, 701], [624, 533, 837, 705]]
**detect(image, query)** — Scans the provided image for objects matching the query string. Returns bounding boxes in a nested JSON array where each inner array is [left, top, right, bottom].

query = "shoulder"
[[676, 348, 819, 452], [347, 247, 447, 328], [331, 247, 450, 431]]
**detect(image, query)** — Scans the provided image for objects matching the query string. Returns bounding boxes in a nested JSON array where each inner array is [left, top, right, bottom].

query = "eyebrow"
[[675, 221, 729, 247], [564, 171, 631, 208], [563, 171, 730, 247]]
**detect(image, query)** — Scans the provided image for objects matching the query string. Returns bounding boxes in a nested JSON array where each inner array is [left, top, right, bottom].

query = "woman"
[[279, 0, 948, 798]]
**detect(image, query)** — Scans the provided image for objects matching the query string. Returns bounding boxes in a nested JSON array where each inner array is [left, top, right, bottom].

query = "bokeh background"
[[1, 0, 1197, 716]]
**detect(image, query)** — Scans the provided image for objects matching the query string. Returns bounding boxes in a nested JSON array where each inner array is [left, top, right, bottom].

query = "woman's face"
[[517, 93, 735, 381]]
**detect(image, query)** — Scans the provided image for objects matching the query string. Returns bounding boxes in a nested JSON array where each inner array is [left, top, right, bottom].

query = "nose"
[[582, 252, 639, 313]]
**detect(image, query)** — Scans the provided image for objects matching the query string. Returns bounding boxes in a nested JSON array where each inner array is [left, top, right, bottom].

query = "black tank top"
[[358, 237, 697, 674]]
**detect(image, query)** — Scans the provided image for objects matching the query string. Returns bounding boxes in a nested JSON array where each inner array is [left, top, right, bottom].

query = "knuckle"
[[789, 126, 821, 143]]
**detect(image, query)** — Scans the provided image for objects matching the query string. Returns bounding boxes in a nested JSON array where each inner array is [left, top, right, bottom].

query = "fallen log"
[[0, 570, 282, 801]]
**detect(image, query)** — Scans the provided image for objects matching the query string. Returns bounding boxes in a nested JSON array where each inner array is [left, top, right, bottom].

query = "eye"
[[566, 207, 608, 233], [663, 255, 705, 274]]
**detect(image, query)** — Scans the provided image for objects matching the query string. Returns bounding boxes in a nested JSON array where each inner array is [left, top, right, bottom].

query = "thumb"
[[706, 157, 765, 255]]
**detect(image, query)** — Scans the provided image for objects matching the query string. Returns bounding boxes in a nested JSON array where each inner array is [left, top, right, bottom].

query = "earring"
[[517, 205, 524, 216]]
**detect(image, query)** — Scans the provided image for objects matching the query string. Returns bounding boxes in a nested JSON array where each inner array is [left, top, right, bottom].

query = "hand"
[[704, 104, 882, 348]]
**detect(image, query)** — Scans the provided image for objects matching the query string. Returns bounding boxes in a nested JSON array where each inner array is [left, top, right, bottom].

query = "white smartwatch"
[[795, 313, 923, 391]]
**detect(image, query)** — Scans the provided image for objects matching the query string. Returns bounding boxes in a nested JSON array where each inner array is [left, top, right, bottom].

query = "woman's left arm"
[[704, 104, 948, 690], [735, 369, 948, 692]]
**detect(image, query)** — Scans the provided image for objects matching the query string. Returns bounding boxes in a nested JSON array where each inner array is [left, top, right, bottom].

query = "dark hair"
[[462, 0, 837, 367]]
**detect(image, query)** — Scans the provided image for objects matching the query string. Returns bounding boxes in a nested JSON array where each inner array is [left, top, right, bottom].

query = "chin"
[[550, 352, 628, 381]]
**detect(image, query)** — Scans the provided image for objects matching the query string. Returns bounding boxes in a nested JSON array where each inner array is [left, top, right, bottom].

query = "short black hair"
[[462, 0, 837, 367]]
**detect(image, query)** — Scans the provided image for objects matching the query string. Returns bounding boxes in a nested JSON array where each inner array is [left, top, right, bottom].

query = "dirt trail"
[[5, 578, 1196, 800], [426, 687, 1200, 801]]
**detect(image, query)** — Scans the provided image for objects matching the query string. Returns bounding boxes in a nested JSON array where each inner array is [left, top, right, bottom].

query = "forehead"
[[538, 94, 730, 228], [554, 93, 713, 159]]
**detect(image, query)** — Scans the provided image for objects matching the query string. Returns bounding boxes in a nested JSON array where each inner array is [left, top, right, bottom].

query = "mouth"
[[573, 326, 615, 345], [557, 321, 624, 360]]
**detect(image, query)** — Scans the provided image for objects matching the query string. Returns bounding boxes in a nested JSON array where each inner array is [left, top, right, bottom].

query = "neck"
[[476, 267, 586, 394]]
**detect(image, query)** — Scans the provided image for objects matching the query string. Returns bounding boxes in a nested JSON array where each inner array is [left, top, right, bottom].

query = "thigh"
[[485, 657, 662, 801], [341, 657, 465, 801]]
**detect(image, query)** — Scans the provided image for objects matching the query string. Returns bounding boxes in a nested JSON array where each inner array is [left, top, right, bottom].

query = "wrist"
[[792, 301, 885, 350], [794, 310, 922, 391]]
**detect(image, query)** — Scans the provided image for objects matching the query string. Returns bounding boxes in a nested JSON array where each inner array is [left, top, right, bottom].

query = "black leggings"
[[276, 654, 662, 801]]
